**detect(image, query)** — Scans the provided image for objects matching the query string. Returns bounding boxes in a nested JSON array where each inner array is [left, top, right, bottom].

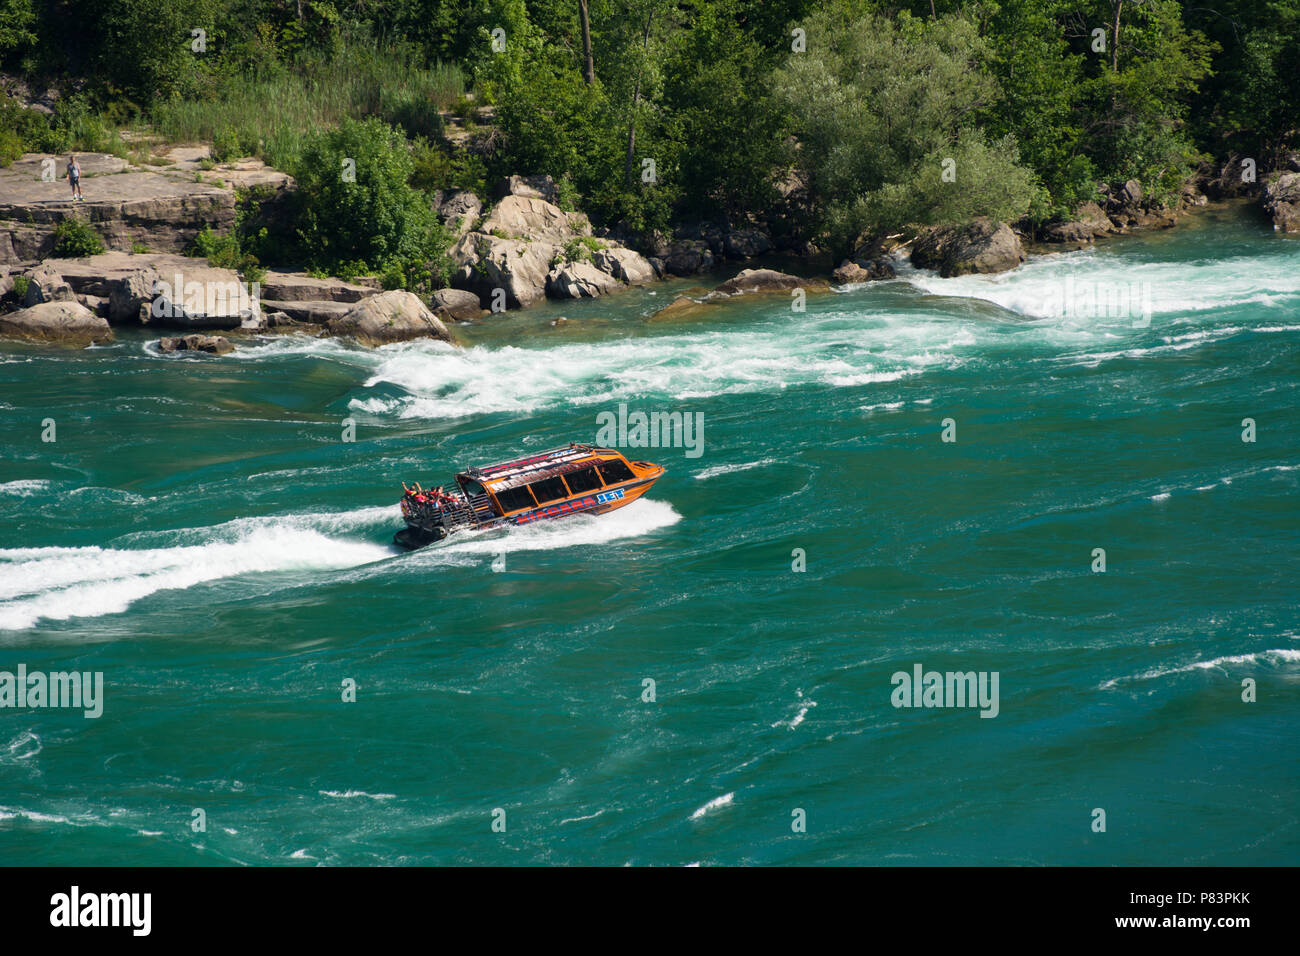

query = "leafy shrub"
[[51, 218, 105, 258], [186, 226, 263, 281], [47, 95, 126, 156], [0, 127, 22, 166], [1, 96, 64, 155], [408, 138, 486, 195], [11, 274, 30, 300], [288, 117, 454, 288], [210, 127, 250, 164], [554, 236, 601, 267]]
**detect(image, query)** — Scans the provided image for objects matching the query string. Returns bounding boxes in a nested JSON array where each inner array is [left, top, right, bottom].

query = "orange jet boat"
[[395, 442, 665, 549]]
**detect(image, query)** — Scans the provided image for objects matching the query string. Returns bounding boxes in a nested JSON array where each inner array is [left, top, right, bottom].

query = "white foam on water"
[[1100, 649, 1300, 689], [690, 792, 735, 821], [693, 459, 779, 480], [288, 244, 1300, 424], [1143, 462, 1300, 504], [559, 809, 608, 825], [1, 730, 40, 762], [0, 508, 394, 630], [225, 333, 381, 364], [349, 315, 965, 420], [901, 247, 1300, 320], [0, 805, 90, 827], [319, 790, 396, 801], [0, 480, 50, 498], [772, 691, 818, 730]]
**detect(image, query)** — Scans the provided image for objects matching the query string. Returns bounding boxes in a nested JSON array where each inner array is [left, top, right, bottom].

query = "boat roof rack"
[[462, 442, 604, 485]]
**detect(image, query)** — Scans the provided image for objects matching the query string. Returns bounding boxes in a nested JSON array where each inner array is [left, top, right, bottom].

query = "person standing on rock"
[[66, 155, 83, 201]]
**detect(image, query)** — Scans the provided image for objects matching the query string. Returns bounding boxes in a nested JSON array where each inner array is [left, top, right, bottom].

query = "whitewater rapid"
[[199, 238, 1300, 423]]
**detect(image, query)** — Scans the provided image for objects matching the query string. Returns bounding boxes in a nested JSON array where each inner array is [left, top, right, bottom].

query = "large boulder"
[[910, 218, 1025, 277], [147, 263, 258, 328], [326, 290, 455, 346], [480, 194, 589, 245], [647, 295, 714, 323], [431, 288, 485, 321], [1262, 172, 1300, 234], [451, 233, 557, 309], [591, 246, 655, 285], [0, 300, 113, 345], [106, 268, 159, 323], [1041, 202, 1114, 244], [448, 195, 597, 309], [724, 227, 772, 259], [257, 298, 353, 325], [258, 271, 378, 303], [662, 240, 714, 276], [158, 334, 235, 355], [435, 189, 483, 237], [714, 268, 829, 296], [547, 260, 623, 299], [493, 175, 561, 205], [831, 258, 896, 283], [21, 263, 74, 307]]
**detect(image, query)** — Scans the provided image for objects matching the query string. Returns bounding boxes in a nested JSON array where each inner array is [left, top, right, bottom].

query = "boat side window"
[[596, 459, 635, 484], [528, 476, 569, 504], [495, 485, 537, 513], [563, 467, 603, 494]]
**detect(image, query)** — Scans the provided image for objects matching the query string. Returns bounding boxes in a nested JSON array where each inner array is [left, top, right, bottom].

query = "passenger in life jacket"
[[403, 482, 431, 508]]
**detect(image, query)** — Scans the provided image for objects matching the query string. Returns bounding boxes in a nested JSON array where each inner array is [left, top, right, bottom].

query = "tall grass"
[[150, 35, 465, 171]]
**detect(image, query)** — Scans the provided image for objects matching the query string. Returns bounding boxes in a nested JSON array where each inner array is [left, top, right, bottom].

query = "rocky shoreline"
[[2, 151, 1297, 349]]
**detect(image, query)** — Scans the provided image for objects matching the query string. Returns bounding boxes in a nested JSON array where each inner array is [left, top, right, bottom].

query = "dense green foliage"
[[1, 1, 1293, 258], [285, 118, 455, 287], [51, 218, 106, 258], [186, 225, 265, 283], [772, 10, 1044, 250]]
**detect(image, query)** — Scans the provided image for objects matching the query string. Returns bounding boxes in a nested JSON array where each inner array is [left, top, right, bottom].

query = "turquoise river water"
[[1, 204, 1297, 865]]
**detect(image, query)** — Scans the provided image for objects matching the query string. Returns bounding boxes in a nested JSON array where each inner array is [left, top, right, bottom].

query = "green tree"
[[0, 0, 37, 60], [1187, 0, 1300, 161], [1073, 0, 1216, 202], [773, 9, 1038, 253], [983, 0, 1095, 216], [289, 117, 453, 284], [661, 0, 791, 218]]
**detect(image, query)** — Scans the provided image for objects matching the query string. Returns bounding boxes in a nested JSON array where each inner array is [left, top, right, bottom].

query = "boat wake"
[[0, 509, 395, 632], [0, 499, 681, 631], [398, 498, 681, 568]]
